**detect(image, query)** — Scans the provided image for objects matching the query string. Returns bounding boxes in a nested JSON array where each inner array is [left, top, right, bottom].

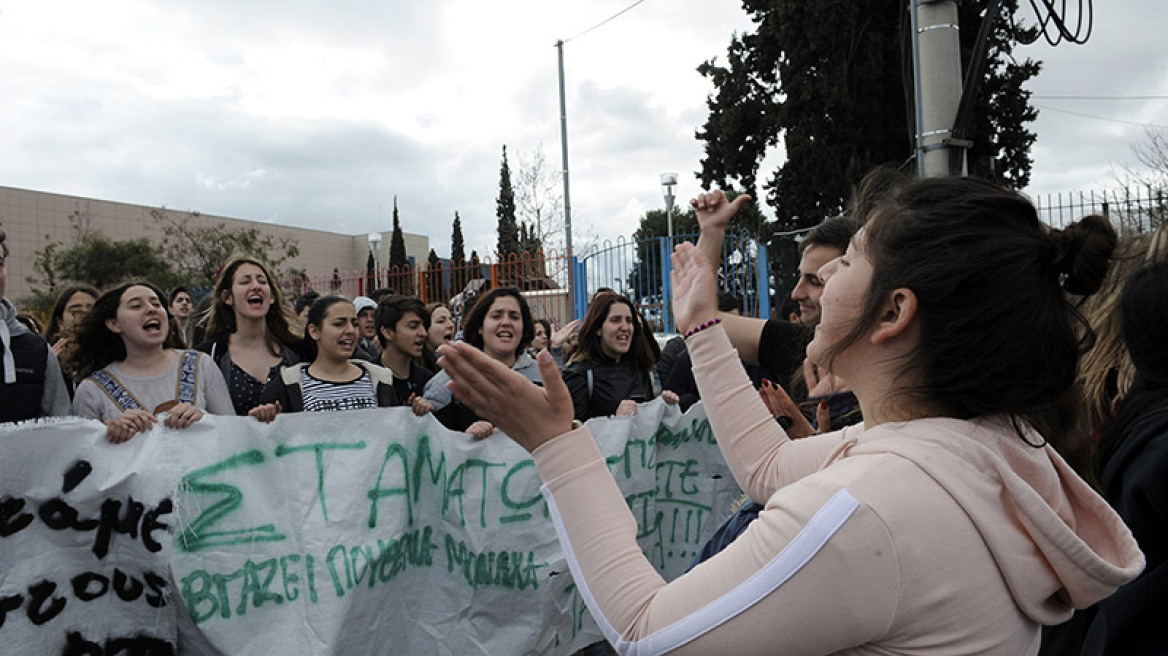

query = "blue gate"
[[573, 232, 769, 334]]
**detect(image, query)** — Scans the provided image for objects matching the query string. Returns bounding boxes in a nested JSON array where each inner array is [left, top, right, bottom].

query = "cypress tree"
[[496, 146, 520, 258]]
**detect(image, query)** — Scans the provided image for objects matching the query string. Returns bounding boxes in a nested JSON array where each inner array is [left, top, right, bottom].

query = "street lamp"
[[368, 232, 382, 289], [660, 172, 678, 243]]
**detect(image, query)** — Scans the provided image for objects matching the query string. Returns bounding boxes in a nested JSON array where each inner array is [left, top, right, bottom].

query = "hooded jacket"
[[530, 325, 1143, 655], [1, 298, 70, 420]]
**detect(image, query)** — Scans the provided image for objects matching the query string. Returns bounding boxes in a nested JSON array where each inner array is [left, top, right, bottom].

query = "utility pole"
[[911, 0, 966, 178], [556, 40, 573, 254]]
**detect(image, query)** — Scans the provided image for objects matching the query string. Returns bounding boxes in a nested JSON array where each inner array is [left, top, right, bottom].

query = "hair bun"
[[1051, 214, 1117, 296]]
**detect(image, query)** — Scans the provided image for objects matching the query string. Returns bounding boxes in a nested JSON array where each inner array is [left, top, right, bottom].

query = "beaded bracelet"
[[684, 317, 722, 339]]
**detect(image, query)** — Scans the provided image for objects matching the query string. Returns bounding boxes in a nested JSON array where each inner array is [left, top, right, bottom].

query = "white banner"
[[0, 400, 741, 655]]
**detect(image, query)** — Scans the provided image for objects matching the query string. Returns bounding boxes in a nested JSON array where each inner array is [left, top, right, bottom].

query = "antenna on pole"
[[556, 39, 573, 255]]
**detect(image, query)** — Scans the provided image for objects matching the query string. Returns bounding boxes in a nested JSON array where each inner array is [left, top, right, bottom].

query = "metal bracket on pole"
[[917, 22, 959, 33]]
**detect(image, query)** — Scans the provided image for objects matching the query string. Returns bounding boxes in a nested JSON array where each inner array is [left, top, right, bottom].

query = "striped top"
[[299, 368, 378, 413]]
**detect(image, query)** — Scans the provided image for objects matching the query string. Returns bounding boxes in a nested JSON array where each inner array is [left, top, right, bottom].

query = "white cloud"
[[0, 0, 1161, 268]]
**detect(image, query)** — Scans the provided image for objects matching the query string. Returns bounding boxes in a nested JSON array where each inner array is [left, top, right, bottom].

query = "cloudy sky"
[[0, 0, 1164, 260]]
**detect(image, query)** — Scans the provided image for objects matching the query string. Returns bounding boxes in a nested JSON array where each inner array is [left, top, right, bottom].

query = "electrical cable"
[[1035, 103, 1168, 130], [1017, 0, 1093, 46], [1035, 95, 1168, 101], [563, 0, 648, 43]]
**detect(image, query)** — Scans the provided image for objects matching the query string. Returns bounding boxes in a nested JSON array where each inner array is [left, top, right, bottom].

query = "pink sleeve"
[[531, 429, 897, 654], [687, 324, 847, 502]]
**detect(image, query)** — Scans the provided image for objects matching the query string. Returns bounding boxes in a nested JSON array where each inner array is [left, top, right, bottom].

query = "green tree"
[[957, 1, 1040, 189], [451, 212, 466, 263], [469, 250, 482, 283], [450, 211, 467, 297], [365, 250, 376, 296], [626, 206, 698, 301], [697, 0, 1040, 233], [627, 191, 767, 302], [389, 196, 408, 270], [496, 146, 520, 258], [425, 248, 446, 302], [22, 211, 180, 312], [152, 208, 302, 287]]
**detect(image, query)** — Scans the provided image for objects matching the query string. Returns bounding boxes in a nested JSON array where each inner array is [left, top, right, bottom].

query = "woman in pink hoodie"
[[437, 175, 1144, 655]]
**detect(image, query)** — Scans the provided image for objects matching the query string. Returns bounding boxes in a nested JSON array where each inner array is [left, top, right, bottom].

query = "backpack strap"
[[174, 349, 201, 404], [91, 369, 144, 412]]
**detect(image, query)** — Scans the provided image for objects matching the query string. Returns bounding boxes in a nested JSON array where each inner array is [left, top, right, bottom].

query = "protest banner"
[[0, 400, 741, 655]]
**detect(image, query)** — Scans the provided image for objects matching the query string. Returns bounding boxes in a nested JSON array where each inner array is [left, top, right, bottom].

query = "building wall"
[[0, 185, 428, 302]]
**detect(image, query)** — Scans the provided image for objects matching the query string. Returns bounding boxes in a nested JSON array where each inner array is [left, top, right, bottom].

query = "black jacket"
[[562, 354, 655, 422], [1040, 397, 1168, 655], [0, 333, 48, 422]]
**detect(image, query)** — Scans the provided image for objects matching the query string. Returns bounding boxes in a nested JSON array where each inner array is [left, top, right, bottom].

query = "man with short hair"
[[293, 291, 320, 332], [0, 229, 71, 421], [696, 192, 859, 379], [169, 287, 194, 346], [353, 296, 381, 361], [375, 296, 435, 416]]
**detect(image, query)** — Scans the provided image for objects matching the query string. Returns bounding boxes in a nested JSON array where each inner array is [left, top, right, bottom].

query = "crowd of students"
[[1, 166, 1166, 654], [0, 240, 680, 445]]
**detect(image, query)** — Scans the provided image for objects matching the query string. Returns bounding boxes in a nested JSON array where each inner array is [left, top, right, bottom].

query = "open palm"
[[670, 243, 718, 335]]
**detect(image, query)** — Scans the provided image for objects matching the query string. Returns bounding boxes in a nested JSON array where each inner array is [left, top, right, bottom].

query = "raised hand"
[[550, 319, 580, 349], [670, 243, 718, 335], [439, 344, 575, 452], [691, 190, 752, 233]]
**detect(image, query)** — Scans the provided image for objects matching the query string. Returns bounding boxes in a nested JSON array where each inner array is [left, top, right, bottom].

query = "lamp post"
[[659, 173, 678, 334], [660, 172, 677, 244], [368, 232, 382, 289]]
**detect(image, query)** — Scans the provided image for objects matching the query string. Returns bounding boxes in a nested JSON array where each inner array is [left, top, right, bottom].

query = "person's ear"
[[105, 317, 123, 335], [307, 324, 320, 342], [380, 325, 394, 344], [221, 289, 233, 306], [870, 288, 917, 345]]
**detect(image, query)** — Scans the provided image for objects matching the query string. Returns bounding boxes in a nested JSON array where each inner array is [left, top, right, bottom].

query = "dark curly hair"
[[72, 281, 184, 380]]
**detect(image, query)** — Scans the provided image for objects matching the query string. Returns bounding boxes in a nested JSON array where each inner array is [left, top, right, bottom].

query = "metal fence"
[[294, 249, 576, 328], [1033, 186, 1166, 234], [288, 233, 769, 333], [576, 232, 768, 334]]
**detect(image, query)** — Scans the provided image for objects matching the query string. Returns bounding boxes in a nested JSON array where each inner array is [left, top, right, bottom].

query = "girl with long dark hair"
[[561, 293, 676, 421], [72, 282, 232, 442], [195, 256, 303, 415]]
